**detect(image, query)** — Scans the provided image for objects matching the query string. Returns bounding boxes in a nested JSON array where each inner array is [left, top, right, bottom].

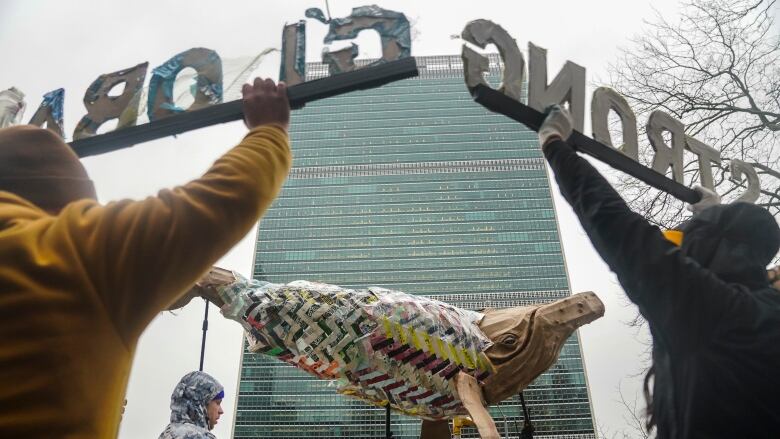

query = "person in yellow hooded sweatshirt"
[[0, 78, 292, 438]]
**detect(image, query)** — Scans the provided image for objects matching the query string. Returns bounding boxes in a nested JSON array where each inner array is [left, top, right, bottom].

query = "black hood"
[[679, 203, 780, 290]]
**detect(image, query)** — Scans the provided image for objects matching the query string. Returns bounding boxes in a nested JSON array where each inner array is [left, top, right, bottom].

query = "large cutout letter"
[[322, 44, 359, 75], [147, 48, 222, 121], [0, 87, 26, 129], [590, 87, 638, 161], [685, 136, 721, 190], [646, 111, 685, 183], [279, 21, 306, 86], [73, 63, 148, 140], [461, 46, 490, 93], [528, 42, 586, 132], [729, 159, 761, 203], [460, 19, 524, 101], [29, 88, 65, 138], [306, 5, 410, 73]]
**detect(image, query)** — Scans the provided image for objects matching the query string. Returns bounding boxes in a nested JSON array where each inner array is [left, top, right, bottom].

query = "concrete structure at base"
[[232, 54, 597, 439]]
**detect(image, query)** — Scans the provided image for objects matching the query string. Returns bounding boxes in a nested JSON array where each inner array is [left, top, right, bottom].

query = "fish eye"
[[500, 334, 518, 345]]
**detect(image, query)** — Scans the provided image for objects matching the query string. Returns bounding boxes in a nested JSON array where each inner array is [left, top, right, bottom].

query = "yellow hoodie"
[[0, 125, 291, 438]]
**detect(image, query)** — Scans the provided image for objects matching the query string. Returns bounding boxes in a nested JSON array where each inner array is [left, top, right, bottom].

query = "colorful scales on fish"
[[217, 274, 494, 419]]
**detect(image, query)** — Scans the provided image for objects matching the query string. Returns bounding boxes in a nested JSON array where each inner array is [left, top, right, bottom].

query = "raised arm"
[[167, 266, 236, 310], [52, 79, 292, 342], [539, 106, 742, 348]]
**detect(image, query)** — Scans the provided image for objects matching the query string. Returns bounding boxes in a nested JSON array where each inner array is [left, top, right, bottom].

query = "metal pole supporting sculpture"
[[175, 268, 605, 439]]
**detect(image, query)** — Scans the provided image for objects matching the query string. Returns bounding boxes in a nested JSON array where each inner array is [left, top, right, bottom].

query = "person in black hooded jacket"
[[538, 105, 780, 438]]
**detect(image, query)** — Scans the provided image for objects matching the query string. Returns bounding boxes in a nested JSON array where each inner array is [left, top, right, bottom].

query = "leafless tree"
[[595, 382, 654, 439], [608, 0, 779, 227]]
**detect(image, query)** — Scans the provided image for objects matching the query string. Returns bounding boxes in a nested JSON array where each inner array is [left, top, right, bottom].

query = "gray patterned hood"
[[158, 371, 223, 439]]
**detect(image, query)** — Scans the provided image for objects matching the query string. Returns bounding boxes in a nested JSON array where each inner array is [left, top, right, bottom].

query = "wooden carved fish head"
[[477, 292, 604, 404]]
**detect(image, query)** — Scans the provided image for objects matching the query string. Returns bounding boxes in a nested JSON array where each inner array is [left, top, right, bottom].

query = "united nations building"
[[231, 54, 596, 439]]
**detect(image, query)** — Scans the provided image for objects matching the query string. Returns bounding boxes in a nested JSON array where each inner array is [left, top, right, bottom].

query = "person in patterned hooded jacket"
[[159, 371, 225, 439]]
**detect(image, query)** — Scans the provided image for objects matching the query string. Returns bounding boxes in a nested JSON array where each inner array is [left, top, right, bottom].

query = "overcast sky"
[[0, 1, 695, 437]]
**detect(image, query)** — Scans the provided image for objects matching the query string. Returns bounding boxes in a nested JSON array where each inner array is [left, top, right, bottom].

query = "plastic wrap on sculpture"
[[219, 274, 494, 420]]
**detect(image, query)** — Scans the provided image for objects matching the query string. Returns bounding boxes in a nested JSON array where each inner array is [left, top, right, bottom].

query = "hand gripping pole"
[[470, 84, 700, 204]]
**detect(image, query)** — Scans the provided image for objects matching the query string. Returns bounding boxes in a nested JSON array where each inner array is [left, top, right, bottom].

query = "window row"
[[279, 177, 550, 197], [292, 131, 536, 148], [265, 199, 553, 219], [257, 277, 571, 295], [294, 105, 506, 124], [259, 242, 562, 262], [259, 208, 556, 229], [290, 122, 526, 141], [293, 111, 500, 133], [271, 188, 553, 209], [293, 149, 543, 168], [291, 140, 537, 160], [258, 229, 559, 249], [284, 170, 546, 189], [252, 266, 567, 285], [262, 228, 561, 245]]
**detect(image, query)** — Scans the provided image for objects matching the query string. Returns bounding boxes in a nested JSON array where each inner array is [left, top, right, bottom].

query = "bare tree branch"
[[608, 0, 780, 227]]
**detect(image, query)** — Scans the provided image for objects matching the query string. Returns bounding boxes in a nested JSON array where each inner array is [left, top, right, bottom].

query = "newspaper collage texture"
[[219, 273, 495, 420]]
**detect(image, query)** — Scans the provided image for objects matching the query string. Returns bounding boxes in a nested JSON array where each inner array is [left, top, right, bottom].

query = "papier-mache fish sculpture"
[[177, 267, 604, 439]]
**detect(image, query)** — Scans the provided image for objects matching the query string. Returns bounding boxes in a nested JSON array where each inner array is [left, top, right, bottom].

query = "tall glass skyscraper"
[[232, 54, 596, 439]]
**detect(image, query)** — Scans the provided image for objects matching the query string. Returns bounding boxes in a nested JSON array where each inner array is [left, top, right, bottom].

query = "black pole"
[[385, 403, 393, 439], [198, 298, 209, 372], [69, 57, 419, 158], [470, 84, 701, 204], [519, 392, 535, 439]]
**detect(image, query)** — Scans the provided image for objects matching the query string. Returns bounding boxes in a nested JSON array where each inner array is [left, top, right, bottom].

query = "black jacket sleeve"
[[542, 139, 753, 351]]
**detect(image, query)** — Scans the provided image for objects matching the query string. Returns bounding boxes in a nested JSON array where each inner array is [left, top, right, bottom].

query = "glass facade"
[[233, 55, 596, 439]]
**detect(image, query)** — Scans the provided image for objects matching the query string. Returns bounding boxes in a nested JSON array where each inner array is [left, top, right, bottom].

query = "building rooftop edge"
[[305, 53, 503, 81]]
